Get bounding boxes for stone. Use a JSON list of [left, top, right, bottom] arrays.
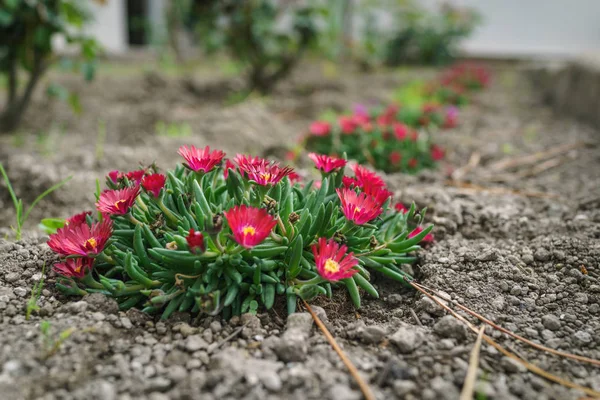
[[393, 380, 417, 396], [185, 335, 208, 352], [430, 376, 459, 400], [541, 314, 561, 331], [84, 293, 119, 314], [433, 316, 467, 340], [390, 324, 425, 353], [573, 331, 592, 345]]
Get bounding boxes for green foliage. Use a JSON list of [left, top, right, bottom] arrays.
[[26, 262, 46, 320], [384, 2, 482, 66], [0, 0, 100, 132], [39, 320, 76, 359], [0, 162, 72, 240], [155, 121, 192, 137], [185, 0, 320, 93], [54, 155, 431, 319]]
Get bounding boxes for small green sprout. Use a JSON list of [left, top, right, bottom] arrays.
[[26, 263, 46, 320], [0, 162, 72, 240]]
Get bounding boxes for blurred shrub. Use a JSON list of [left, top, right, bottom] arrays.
[[384, 2, 482, 66], [185, 0, 320, 94], [0, 0, 100, 132]]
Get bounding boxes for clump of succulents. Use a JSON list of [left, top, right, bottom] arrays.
[[301, 103, 448, 174], [47, 146, 432, 319]]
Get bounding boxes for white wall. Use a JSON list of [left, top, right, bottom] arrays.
[[85, 0, 128, 54], [438, 0, 600, 58]]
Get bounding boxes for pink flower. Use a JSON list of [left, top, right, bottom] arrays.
[[339, 116, 358, 134], [54, 257, 94, 279], [96, 186, 140, 215], [142, 173, 166, 198], [336, 188, 384, 225], [186, 229, 205, 253], [310, 121, 331, 136], [48, 219, 112, 256], [352, 164, 386, 189], [233, 154, 264, 176], [224, 205, 277, 249], [408, 158, 418, 169], [430, 145, 445, 161], [409, 226, 434, 243], [178, 145, 225, 173], [312, 237, 358, 282], [393, 123, 408, 140], [66, 211, 92, 227], [237, 157, 294, 186], [308, 153, 347, 173], [288, 171, 302, 184]]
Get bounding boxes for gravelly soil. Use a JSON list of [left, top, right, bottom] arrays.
[[1, 61, 599, 400]]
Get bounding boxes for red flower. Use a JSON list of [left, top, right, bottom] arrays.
[[142, 173, 166, 198], [408, 158, 418, 169], [409, 226, 434, 243], [310, 121, 331, 136], [342, 176, 359, 188], [223, 159, 237, 179], [107, 170, 121, 183], [352, 164, 386, 189], [48, 219, 112, 256], [351, 114, 370, 126], [288, 171, 302, 184], [308, 153, 347, 173], [239, 158, 294, 186], [54, 257, 94, 279], [224, 205, 277, 248], [393, 123, 408, 140], [186, 229, 205, 253], [339, 116, 358, 134], [410, 131, 418, 142], [389, 151, 402, 166], [125, 169, 146, 184], [312, 237, 358, 282], [178, 145, 225, 173], [430, 145, 445, 161], [336, 188, 384, 225], [394, 203, 408, 213], [96, 186, 140, 215], [66, 211, 92, 226]]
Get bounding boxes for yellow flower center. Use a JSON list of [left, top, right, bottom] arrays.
[[324, 258, 340, 274], [242, 225, 256, 236], [114, 199, 126, 210], [354, 206, 361, 214], [74, 264, 82, 273], [260, 173, 272, 182], [85, 238, 97, 251]]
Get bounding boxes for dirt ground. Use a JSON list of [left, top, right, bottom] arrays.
[[0, 60, 599, 400]]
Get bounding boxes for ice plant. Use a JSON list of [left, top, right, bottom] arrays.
[[178, 145, 225, 173], [312, 238, 358, 281], [301, 63, 489, 174], [337, 188, 384, 225], [142, 174, 166, 198], [224, 205, 277, 248], [308, 153, 347, 173], [96, 186, 140, 215], [48, 145, 433, 319], [186, 229, 205, 253], [53, 257, 94, 279], [409, 226, 434, 243], [47, 219, 112, 256]]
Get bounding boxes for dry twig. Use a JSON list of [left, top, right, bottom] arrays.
[[445, 180, 561, 199], [487, 141, 589, 172], [460, 326, 485, 400], [410, 282, 600, 398], [302, 299, 376, 400], [451, 151, 481, 181], [415, 282, 600, 367]]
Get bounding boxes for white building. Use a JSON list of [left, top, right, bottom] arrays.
[[87, 0, 600, 58]]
